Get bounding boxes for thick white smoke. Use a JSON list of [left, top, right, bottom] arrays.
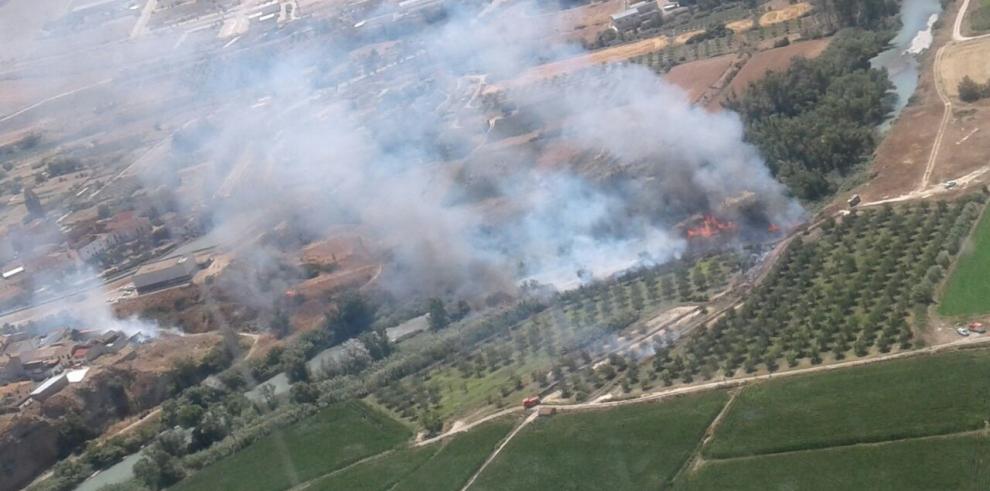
[[4, 0, 804, 308]]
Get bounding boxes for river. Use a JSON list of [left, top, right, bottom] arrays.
[[871, 0, 944, 128]]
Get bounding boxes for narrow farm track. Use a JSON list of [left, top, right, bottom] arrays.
[[460, 411, 539, 491], [671, 388, 741, 484], [289, 449, 398, 491], [420, 335, 990, 448], [699, 427, 989, 465]]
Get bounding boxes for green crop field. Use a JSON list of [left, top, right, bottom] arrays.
[[311, 448, 433, 491], [679, 433, 990, 490], [171, 402, 409, 491], [393, 418, 515, 491], [470, 391, 728, 490], [705, 349, 990, 458], [940, 205, 990, 316], [310, 417, 516, 491]]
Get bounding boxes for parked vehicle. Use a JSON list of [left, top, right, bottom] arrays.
[[968, 322, 986, 334], [956, 326, 971, 337], [523, 396, 541, 409]]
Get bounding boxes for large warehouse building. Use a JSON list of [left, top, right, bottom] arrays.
[[132, 255, 197, 294]]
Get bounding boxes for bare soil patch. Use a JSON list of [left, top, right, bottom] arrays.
[[538, 0, 626, 45], [931, 102, 990, 184], [853, 14, 951, 204], [720, 38, 831, 102], [508, 34, 672, 87], [664, 54, 737, 103]]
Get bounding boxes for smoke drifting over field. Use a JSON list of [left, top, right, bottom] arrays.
[[142, 2, 804, 299], [3, 1, 802, 306]]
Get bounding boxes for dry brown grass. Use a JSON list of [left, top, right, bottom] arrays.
[[759, 2, 812, 26], [940, 37, 990, 100]]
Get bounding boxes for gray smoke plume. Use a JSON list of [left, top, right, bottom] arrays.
[[3, 0, 804, 308]]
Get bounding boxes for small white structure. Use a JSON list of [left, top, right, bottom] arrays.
[[30, 373, 68, 401], [66, 367, 89, 383], [1, 266, 24, 280]]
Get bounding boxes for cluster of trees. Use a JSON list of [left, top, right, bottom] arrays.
[[41, 155, 82, 178], [559, 254, 738, 322], [651, 199, 984, 385], [686, 23, 733, 45], [373, 255, 744, 423], [817, 0, 899, 30], [252, 293, 384, 382], [959, 76, 990, 103], [30, 342, 240, 491], [728, 30, 896, 200], [426, 297, 471, 331]]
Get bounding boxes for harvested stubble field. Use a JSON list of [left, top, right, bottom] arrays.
[[940, 37, 990, 101]]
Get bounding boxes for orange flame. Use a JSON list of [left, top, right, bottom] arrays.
[[686, 215, 737, 239]]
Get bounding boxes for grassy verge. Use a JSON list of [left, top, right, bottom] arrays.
[[310, 417, 516, 491], [470, 391, 728, 490], [705, 349, 990, 458], [171, 401, 409, 491], [969, 0, 990, 34], [678, 433, 990, 490], [940, 204, 990, 316]]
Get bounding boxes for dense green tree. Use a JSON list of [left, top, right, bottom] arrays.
[[428, 298, 450, 331]]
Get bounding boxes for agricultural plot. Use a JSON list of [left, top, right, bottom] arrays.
[[705, 348, 990, 458], [631, 13, 826, 78], [652, 200, 983, 387], [311, 417, 516, 491], [170, 402, 409, 491], [471, 391, 728, 490], [680, 433, 990, 490], [373, 253, 743, 423], [940, 197, 990, 316]]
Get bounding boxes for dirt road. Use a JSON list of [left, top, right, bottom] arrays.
[[423, 332, 990, 451], [864, 0, 990, 207], [954, 0, 990, 41], [0, 78, 113, 124], [460, 411, 538, 491]]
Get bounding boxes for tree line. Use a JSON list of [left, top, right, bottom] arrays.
[[727, 29, 896, 201]]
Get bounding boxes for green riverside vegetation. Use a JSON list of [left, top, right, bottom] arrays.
[[170, 402, 408, 491], [729, 29, 896, 200], [939, 204, 990, 316], [471, 391, 728, 490]]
